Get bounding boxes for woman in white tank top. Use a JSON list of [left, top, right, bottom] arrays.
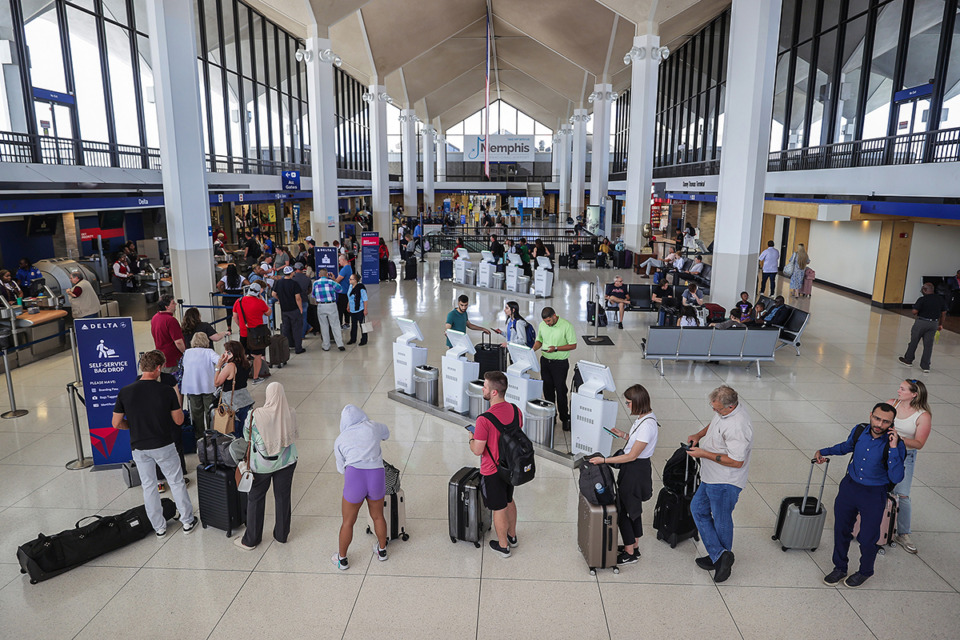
[[885, 379, 933, 554]]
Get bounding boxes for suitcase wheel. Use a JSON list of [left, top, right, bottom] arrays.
[[474, 541, 481, 548], [694, 533, 700, 542], [30, 579, 38, 584], [811, 548, 817, 552], [589, 568, 596, 576], [366, 525, 372, 535], [782, 546, 787, 552], [450, 536, 457, 544], [401, 532, 409, 541], [226, 528, 232, 538], [771, 534, 779, 541], [612, 567, 619, 574], [20, 568, 25, 574]]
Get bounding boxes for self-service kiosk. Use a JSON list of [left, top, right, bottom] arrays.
[[454, 248, 471, 284], [570, 360, 617, 457], [478, 250, 496, 288], [534, 256, 553, 297], [442, 330, 480, 414], [392, 318, 428, 395], [505, 253, 523, 292], [504, 343, 543, 411]]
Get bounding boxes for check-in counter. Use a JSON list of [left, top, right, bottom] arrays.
[[15, 309, 69, 361]]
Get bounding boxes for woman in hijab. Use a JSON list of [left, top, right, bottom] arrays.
[[332, 404, 390, 570], [234, 382, 299, 550]]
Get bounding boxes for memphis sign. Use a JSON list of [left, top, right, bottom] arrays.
[[464, 135, 535, 163]]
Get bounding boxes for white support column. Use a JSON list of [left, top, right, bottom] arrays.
[[570, 109, 588, 218], [711, 0, 781, 306], [622, 34, 661, 253], [304, 36, 340, 245], [551, 133, 560, 182], [366, 85, 391, 237], [558, 125, 572, 216], [145, 0, 213, 306], [589, 83, 614, 207], [400, 109, 418, 214], [436, 134, 447, 182], [421, 125, 435, 213]]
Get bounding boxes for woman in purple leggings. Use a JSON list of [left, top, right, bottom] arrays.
[[332, 404, 391, 570]]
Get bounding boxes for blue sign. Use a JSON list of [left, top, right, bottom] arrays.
[[74, 317, 137, 466], [894, 83, 934, 102], [315, 246, 338, 273], [33, 87, 76, 105], [361, 232, 380, 285], [282, 170, 301, 190]]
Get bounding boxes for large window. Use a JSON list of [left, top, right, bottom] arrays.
[[334, 67, 370, 178]]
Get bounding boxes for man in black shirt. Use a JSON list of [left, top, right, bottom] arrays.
[[113, 350, 196, 536], [272, 266, 304, 354], [489, 234, 505, 263], [243, 231, 261, 267], [605, 275, 630, 329], [899, 282, 947, 372], [651, 280, 676, 326]]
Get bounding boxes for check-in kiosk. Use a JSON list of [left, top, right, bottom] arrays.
[[504, 343, 543, 412], [534, 256, 554, 297], [570, 360, 617, 457], [442, 329, 480, 414], [393, 317, 428, 396], [454, 248, 471, 284], [478, 250, 496, 288], [505, 253, 523, 292]]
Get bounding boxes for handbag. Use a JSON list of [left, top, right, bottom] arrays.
[[783, 255, 796, 277], [240, 298, 270, 350], [235, 437, 253, 492], [361, 319, 374, 335], [212, 388, 235, 435]]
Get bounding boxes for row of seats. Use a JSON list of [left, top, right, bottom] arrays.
[[674, 263, 712, 291], [756, 295, 811, 355], [641, 326, 781, 377], [603, 283, 688, 313]]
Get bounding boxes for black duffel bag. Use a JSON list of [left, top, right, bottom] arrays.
[[197, 430, 237, 467], [17, 499, 176, 584]]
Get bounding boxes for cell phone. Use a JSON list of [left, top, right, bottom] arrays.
[[603, 427, 618, 438], [465, 424, 475, 434]]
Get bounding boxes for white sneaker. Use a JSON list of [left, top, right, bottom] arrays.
[[331, 553, 349, 571], [373, 542, 388, 561], [895, 533, 918, 554]]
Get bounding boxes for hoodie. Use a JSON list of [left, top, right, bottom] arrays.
[[334, 404, 390, 473]]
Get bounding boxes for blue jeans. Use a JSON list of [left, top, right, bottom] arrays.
[[894, 448, 917, 535], [233, 404, 252, 440], [690, 482, 742, 562]]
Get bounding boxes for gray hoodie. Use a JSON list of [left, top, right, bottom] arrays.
[[334, 404, 390, 473]]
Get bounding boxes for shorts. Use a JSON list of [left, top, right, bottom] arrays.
[[239, 334, 265, 356], [343, 466, 386, 504], [480, 473, 514, 511]]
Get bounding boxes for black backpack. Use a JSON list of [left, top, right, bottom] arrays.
[[661, 444, 700, 495], [578, 454, 616, 505], [482, 404, 536, 486]]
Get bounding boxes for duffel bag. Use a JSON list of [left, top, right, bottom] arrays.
[[197, 430, 237, 467]]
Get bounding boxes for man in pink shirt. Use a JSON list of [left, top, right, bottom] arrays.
[[150, 295, 185, 374]]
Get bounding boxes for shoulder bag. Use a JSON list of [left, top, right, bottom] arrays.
[[783, 254, 796, 277], [212, 388, 236, 435], [235, 435, 254, 492], [240, 298, 271, 350]]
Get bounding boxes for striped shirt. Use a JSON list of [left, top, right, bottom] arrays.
[[312, 277, 339, 303]]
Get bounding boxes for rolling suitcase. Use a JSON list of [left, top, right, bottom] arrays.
[[653, 444, 700, 548], [439, 259, 454, 280], [403, 258, 417, 280], [367, 489, 409, 542], [473, 332, 506, 376], [448, 467, 490, 548], [853, 492, 899, 551], [772, 458, 829, 551], [268, 333, 290, 368], [388, 260, 398, 280], [704, 303, 726, 324], [196, 433, 245, 537], [586, 301, 608, 327], [577, 492, 619, 575]]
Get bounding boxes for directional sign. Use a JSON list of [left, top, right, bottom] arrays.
[[282, 170, 301, 190]]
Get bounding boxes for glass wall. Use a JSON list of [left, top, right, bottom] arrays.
[[612, 90, 630, 174], [334, 67, 371, 178]]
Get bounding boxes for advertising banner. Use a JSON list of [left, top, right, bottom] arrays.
[[463, 135, 535, 163], [315, 247, 338, 274], [73, 317, 137, 465], [361, 232, 380, 285]]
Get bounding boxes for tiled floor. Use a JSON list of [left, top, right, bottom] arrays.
[[0, 257, 959, 639]]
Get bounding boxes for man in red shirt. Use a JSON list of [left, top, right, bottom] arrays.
[[468, 371, 522, 558], [232, 283, 271, 382], [150, 295, 185, 374]]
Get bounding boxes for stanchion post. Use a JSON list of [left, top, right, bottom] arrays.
[[70, 327, 81, 384], [65, 382, 93, 470], [592, 282, 600, 339], [1, 349, 29, 418]]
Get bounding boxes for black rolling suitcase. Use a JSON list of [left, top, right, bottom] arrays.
[[268, 333, 290, 368], [586, 301, 608, 327], [196, 433, 246, 537], [403, 258, 417, 280], [473, 332, 506, 376], [652, 444, 701, 548], [17, 499, 176, 584], [448, 466, 490, 548], [388, 260, 398, 280], [439, 259, 454, 280]]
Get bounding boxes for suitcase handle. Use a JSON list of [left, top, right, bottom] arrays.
[[801, 458, 830, 512], [75, 515, 103, 528]]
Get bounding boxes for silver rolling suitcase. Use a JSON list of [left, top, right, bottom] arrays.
[[772, 458, 829, 551], [448, 466, 490, 548]]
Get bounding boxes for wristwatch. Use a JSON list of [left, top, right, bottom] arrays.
[[715, 454, 722, 462]]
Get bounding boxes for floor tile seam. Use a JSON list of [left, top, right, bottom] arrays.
[[709, 578, 747, 640], [7, 466, 71, 507], [832, 589, 884, 640], [341, 553, 379, 640], [69, 564, 145, 640], [204, 568, 257, 640], [909, 550, 960, 595]]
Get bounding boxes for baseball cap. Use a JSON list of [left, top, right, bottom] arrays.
[[305, 236, 314, 242], [248, 282, 262, 294], [283, 266, 293, 275], [293, 262, 304, 270], [260, 262, 270, 270]]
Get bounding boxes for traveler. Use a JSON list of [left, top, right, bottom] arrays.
[[899, 282, 948, 373], [651, 280, 676, 326], [242, 231, 260, 267], [445, 294, 492, 347], [682, 283, 703, 307], [489, 234, 505, 262], [636, 256, 666, 278], [678, 306, 699, 327], [787, 244, 809, 298], [758, 240, 780, 295], [232, 283, 270, 383], [677, 254, 706, 282], [214, 340, 256, 439], [468, 371, 521, 558], [885, 379, 933, 554], [589, 384, 657, 565], [532, 307, 577, 431], [151, 295, 185, 375], [533, 239, 551, 261], [273, 245, 291, 270], [312, 268, 345, 351], [179, 332, 219, 436], [0, 270, 21, 304], [66, 270, 100, 319], [760, 295, 790, 327], [181, 307, 228, 349], [733, 291, 753, 323], [272, 266, 305, 354], [493, 300, 532, 347], [234, 382, 299, 551], [332, 404, 391, 570], [345, 273, 368, 346], [112, 350, 197, 536], [16, 258, 42, 290], [216, 264, 248, 332], [686, 385, 754, 583], [815, 402, 905, 588], [291, 262, 313, 342], [336, 254, 352, 329], [605, 275, 630, 329]]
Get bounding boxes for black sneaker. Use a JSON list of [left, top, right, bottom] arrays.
[[844, 572, 869, 588], [618, 322, 623, 329], [338, 346, 345, 351], [507, 534, 518, 548], [822, 569, 846, 586], [489, 540, 511, 558], [695, 555, 715, 570], [898, 356, 913, 368], [617, 550, 639, 565], [713, 550, 735, 583], [562, 419, 571, 432], [182, 517, 198, 534]]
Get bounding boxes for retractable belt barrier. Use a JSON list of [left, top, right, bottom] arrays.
[[2, 327, 74, 419]]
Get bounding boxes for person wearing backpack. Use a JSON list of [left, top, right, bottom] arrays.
[[468, 371, 527, 559], [814, 402, 906, 588], [588, 384, 658, 565], [494, 301, 535, 348]]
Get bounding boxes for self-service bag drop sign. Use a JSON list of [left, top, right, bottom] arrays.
[[74, 318, 138, 465]]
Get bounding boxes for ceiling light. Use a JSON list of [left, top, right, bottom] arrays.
[[318, 49, 341, 67], [294, 48, 312, 63]]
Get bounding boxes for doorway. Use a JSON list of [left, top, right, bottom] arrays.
[[33, 98, 76, 164]]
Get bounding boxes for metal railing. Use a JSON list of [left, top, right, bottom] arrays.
[[207, 153, 311, 176], [0, 131, 162, 170], [652, 158, 722, 179]]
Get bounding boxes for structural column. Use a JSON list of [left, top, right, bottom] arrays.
[[589, 84, 613, 208], [436, 136, 447, 182], [551, 132, 560, 182], [622, 34, 660, 253], [400, 109, 418, 214], [144, 0, 213, 305], [711, 0, 781, 306], [366, 85, 391, 237], [570, 109, 588, 218], [303, 34, 340, 245], [558, 125, 572, 217], [422, 125, 435, 213]]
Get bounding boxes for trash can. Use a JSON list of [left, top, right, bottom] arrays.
[[467, 379, 489, 419], [491, 273, 505, 290], [517, 275, 531, 293], [465, 268, 477, 286], [525, 399, 556, 448], [413, 365, 439, 406]]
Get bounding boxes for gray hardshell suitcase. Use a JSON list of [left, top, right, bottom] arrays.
[[577, 492, 620, 574], [772, 458, 829, 551], [448, 467, 490, 548]]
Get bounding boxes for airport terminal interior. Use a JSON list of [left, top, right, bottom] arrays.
[[1, 0, 960, 638]]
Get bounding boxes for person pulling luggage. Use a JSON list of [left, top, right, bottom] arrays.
[[588, 384, 658, 565], [815, 402, 905, 588]]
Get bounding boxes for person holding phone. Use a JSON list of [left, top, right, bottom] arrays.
[[589, 384, 658, 565], [815, 402, 906, 588], [886, 379, 933, 554]]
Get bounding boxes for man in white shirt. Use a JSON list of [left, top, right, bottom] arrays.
[[758, 241, 780, 295], [686, 385, 754, 583]]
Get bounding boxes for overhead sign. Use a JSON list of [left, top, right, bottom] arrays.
[[315, 246, 338, 273], [282, 170, 300, 190], [464, 135, 535, 163], [361, 232, 380, 285], [79, 227, 125, 241], [74, 317, 138, 466]]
